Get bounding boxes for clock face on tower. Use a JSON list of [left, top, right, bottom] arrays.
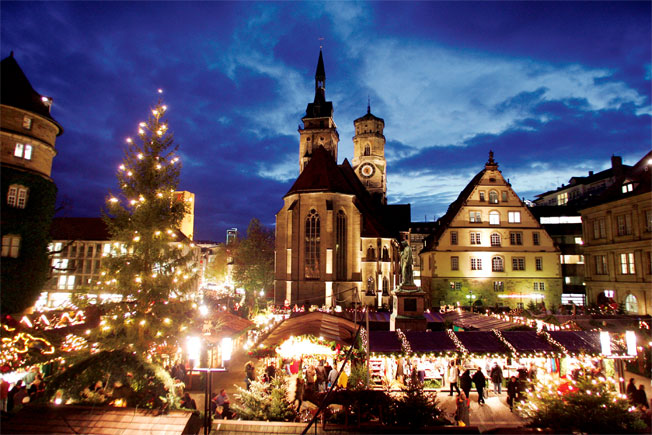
[[360, 163, 375, 178]]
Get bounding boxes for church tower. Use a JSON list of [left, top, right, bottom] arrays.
[[352, 103, 386, 204], [298, 50, 339, 172]]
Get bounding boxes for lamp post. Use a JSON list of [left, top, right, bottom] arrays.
[[187, 336, 232, 435]]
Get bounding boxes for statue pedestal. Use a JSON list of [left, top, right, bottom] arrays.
[[390, 285, 427, 331]]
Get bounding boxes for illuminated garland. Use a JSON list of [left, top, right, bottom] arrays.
[[492, 329, 517, 354], [360, 326, 369, 355], [60, 334, 88, 353], [396, 329, 412, 355], [447, 329, 468, 354], [539, 330, 569, 355]]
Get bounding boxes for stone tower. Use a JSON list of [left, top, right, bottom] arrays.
[[1, 52, 63, 313], [352, 103, 386, 204], [298, 50, 339, 172]]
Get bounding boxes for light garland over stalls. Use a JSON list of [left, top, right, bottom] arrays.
[[396, 329, 412, 355], [447, 329, 469, 354]]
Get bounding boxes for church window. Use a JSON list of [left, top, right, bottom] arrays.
[[382, 277, 389, 295], [306, 137, 310, 141], [304, 209, 320, 279], [382, 246, 389, 261], [489, 211, 500, 225], [366, 246, 376, 261], [366, 276, 375, 295], [364, 145, 371, 156], [489, 191, 499, 204], [490, 233, 501, 247], [336, 211, 346, 280]]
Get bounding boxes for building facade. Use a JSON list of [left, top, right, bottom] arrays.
[[1, 53, 63, 313], [420, 153, 563, 309], [580, 151, 652, 315], [275, 51, 406, 308]]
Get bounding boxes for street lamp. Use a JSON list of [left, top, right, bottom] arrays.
[[186, 337, 231, 435]]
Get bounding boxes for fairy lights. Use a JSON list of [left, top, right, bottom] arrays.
[[447, 329, 469, 353]]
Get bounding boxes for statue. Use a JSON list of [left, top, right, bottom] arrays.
[[399, 240, 416, 290]]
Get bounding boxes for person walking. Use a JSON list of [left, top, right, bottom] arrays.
[[315, 361, 326, 392], [454, 391, 470, 426], [472, 367, 486, 405], [294, 377, 305, 411], [507, 376, 519, 412], [449, 363, 460, 396], [460, 369, 472, 400], [626, 378, 637, 402], [245, 361, 256, 390], [490, 362, 503, 395], [633, 384, 648, 408]]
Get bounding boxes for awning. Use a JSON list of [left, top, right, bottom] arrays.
[[454, 331, 506, 354], [262, 311, 359, 348], [500, 331, 556, 353], [369, 331, 402, 353], [404, 331, 457, 353]]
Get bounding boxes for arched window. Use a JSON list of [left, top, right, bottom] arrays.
[[625, 294, 638, 313], [489, 211, 500, 225], [492, 256, 504, 272], [382, 277, 389, 295], [7, 185, 28, 209], [366, 276, 375, 295], [382, 246, 389, 261], [305, 209, 320, 279], [490, 233, 501, 247], [489, 191, 499, 204], [336, 211, 346, 280], [364, 145, 371, 156], [367, 246, 376, 261]]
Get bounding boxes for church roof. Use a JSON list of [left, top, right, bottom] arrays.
[[285, 146, 400, 238], [1, 53, 63, 134], [315, 50, 325, 80], [354, 105, 384, 124]]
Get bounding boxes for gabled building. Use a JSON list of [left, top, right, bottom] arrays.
[[580, 151, 652, 315], [1, 52, 63, 313], [275, 50, 408, 309], [420, 153, 562, 309]]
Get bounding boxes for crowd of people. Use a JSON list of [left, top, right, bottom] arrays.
[[0, 367, 46, 413]]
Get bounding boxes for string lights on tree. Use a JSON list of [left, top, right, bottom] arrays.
[[99, 92, 199, 357]]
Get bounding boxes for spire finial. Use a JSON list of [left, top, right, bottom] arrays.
[[487, 150, 496, 166], [318, 36, 324, 50], [367, 95, 371, 114]]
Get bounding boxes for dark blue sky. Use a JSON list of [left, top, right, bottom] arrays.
[[2, 1, 650, 241]]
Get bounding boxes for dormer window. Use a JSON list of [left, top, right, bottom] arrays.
[[622, 183, 634, 194], [22, 116, 32, 130]]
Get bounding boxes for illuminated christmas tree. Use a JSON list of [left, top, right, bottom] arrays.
[[98, 95, 199, 357], [519, 368, 646, 433]]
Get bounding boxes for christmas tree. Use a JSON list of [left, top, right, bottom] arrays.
[[519, 367, 647, 433], [98, 95, 199, 357], [232, 375, 297, 421]]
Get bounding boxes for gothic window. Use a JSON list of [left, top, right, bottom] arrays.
[[364, 145, 370, 156], [366, 246, 376, 261], [336, 211, 346, 280], [366, 276, 375, 295], [305, 209, 320, 279], [382, 246, 389, 261], [491, 233, 501, 247], [382, 277, 389, 295]]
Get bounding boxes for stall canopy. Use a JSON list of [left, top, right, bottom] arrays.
[[369, 330, 627, 356], [262, 311, 359, 348], [442, 310, 515, 331], [335, 311, 444, 330]]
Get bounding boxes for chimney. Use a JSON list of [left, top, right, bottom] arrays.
[[612, 155, 623, 178]]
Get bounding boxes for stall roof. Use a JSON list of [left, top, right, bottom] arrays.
[[442, 310, 515, 331], [548, 330, 626, 355], [369, 331, 402, 353], [335, 310, 444, 325], [454, 331, 507, 354], [404, 331, 457, 353], [262, 311, 359, 348], [500, 331, 555, 353]]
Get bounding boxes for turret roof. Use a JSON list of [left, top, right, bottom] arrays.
[[1, 53, 63, 134]]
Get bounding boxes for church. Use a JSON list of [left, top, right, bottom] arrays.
[[274, 51, 410, 308]]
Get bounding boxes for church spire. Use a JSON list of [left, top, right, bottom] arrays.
[[315, 50, 326, 102]]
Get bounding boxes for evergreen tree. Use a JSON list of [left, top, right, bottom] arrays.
[[232, 374, 296, 421], [520, 370, 646, 433], [98, 98, 199, 356], [232, 218, 274, 313]]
